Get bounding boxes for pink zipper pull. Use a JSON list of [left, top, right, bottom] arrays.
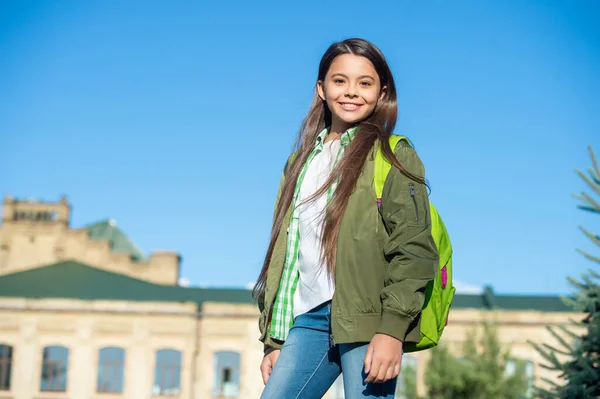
[[441, 266, 448, 289]]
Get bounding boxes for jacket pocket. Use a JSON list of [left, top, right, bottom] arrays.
[[407, 182, 428, 227], [409, 183, 419, 222]]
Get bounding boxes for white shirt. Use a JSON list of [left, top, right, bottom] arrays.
[[293, 139, 341, 319]]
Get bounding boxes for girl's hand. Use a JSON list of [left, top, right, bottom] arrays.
[[363, 334, 403, 383], [260, 349, 281, 385]]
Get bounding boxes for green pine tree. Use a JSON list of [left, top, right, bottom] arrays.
[[426, 343, 477, 399], [425, 320, 529, 399], [530, 145, 600, 398]]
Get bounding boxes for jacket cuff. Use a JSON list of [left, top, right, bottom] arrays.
[[377, 309, 421, 343], [262, 336, 284, 354], [264, 347, 277, 357]]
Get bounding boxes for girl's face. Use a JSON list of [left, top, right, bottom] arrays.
[[317, 54, 386, 132]]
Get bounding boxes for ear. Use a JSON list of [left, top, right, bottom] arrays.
[[317, 80, 326, 102], [379, 85, 387, 103]]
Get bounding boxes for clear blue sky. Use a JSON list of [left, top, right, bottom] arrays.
[[1, 1, 598, 295]]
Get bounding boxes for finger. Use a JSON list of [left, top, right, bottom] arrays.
[[393, 362, 401, 378], [260, 359, 271, 385], [365, 358, 382, 383], [271, 350, 280, 367], [263, 350, 281, 385], [376, 361, 389, 383], [384, 363, 396, 382], [364, 344, 374, 374]]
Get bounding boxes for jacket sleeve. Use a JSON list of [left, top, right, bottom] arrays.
[[271, 152, 294, 221], [377, 142, 439, 343], [258, 160, 289, 352], [257, 171, 285, 318]]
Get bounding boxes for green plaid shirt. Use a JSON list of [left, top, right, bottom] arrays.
[[270, 126, 357, 341]]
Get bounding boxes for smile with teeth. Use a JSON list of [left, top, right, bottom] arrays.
[[339, 102, 362, 111]]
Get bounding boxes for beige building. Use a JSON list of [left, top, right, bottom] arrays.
[[0, 196, 576, 399]]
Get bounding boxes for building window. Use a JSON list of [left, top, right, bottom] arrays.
[[40, 346, 69, 392], [13, 210, 57, 221], [505, 358, 535, 378], [396, 355, 418, 399], [505, 358, 535, 397], [152, 349, 181, 396], [524, 360, 535, 396], [0, 345, 12, 391], [97, 347, 125, 393], [213, 351, 241, 398]]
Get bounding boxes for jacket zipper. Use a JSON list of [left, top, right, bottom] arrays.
[[328, 302, 335, 347], [409, 183, 418, 221]]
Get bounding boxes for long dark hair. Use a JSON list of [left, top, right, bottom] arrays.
[[253, 38, 425, 301]]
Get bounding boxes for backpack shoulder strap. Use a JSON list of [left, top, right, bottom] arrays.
[[374, 135, 409, 200]]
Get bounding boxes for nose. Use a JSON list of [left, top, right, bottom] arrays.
[[345, 83, 358, 98]]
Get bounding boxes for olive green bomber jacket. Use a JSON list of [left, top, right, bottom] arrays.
[[258, 139, 439, 352]]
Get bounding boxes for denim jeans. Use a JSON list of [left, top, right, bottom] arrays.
[[261, 301, 397, 399]]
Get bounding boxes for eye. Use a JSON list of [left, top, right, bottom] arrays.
[[333, 78, 345, 84], [360, 81, 372, 87]]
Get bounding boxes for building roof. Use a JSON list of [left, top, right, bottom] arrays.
[[0, 261, 574, 312], [451, 292, 572, 313], [85, 219, 148, 262], [0, 261, 253, 306]]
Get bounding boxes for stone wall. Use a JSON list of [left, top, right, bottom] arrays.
[[0, 298, 581, 399], [0, 196, 180, 285]]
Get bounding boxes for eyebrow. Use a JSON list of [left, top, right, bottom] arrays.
[[331, 73, 375, 80]]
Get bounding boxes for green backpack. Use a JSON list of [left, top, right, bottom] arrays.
[[374, 135, 455, 353]]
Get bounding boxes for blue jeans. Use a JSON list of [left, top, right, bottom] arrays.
[[261, 301, 397, 399]]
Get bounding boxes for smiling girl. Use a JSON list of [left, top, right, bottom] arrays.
[[254, 38, 438, 399]]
